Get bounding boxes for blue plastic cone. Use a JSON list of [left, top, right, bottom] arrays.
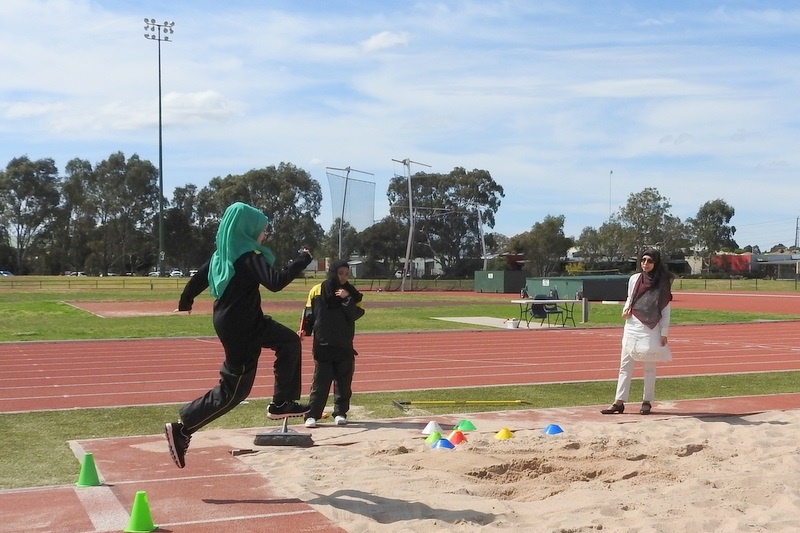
[[431, 438, 455, 449], [542, 424, 564, 435]]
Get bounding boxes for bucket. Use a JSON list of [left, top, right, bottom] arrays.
[[504, 318, 519, 329]]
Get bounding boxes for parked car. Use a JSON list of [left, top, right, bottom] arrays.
[[394, 270, 411, 278], [0, 270, 13, 276], [147, 271, 161, 277], [188, 269, 198, 277], [169, 269, 184, 278]]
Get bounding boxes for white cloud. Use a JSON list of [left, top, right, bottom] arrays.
[[360, 31, 410, 53], [0, 0, 798, 250]]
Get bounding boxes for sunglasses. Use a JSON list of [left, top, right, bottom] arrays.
[[641, 257, 655, 264]]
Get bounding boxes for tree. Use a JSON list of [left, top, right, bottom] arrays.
[[0, 156, 61, 273], [686, 199, 737, 272], [508, 215, 573, 276], [387, 167, 504, 275], [70, 152, 159, 275], [616, 187, 688, 259], [358, 216, 407, 276], [321, 219, 359, 262], [203, 162, 324, 264]]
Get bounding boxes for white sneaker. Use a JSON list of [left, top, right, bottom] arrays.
[[334, 415, 347, 426], [304, 417, 317, 428]]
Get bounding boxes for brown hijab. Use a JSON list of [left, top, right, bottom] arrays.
[[630, 249, 673, 329]]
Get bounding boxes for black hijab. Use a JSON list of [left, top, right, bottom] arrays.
[[322, 259, 354, 308]]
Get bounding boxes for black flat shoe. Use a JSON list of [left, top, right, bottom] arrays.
[[640, 402, 652, 415], [600, 403, 624, 414]]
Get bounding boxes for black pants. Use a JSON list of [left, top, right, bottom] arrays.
[[180, 316, 302, 433], [307, 344, 355, 420]]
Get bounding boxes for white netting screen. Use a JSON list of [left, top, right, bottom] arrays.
[[326, 170, 376, 232]]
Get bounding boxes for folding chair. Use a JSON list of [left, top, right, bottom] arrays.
[[533, 294, 564, 327]]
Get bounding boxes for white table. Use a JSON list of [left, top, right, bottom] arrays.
[[511, 298, 581, 327]]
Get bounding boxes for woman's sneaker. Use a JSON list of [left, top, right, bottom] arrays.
[[267, 401, 311, 419], [165, 422, 191, 468], [304, 417, 317, 428], [334, 415, 347, 426]]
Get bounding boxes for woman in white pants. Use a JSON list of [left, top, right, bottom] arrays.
[[601, 248, 673, 416]]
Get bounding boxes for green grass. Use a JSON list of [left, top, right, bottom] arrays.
[[1, 282, 799, 489], [0, 289, 796, 342]]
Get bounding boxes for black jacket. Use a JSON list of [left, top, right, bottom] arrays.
[[179, 251, 312, 344], [301, 281, 364, 349]]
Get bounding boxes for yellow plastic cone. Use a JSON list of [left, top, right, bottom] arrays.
[[75, 453, 101, 487], [124, 491, 157, 533], [494, 427, 514, 440]]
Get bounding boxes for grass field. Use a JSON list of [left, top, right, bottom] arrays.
[[1, 278, 799, 488]]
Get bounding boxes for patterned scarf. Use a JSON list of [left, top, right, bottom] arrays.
[[630, 249, 672, 329]]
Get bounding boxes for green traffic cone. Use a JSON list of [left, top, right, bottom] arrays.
[[124, 491, 157, 533], [75, 453, 101, 487]]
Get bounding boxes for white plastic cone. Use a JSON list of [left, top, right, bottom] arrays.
[[422, 421, 443, 435]]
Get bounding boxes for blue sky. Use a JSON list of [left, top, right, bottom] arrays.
[[2, 0, 799, 250]]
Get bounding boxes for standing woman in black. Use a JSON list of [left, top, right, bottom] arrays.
[[165, 201, 312, 468]]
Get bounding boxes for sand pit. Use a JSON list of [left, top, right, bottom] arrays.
[[237, 408, 800, 532]]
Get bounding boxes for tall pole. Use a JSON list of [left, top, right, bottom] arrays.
[[476, 207, 487, 271], [609, 169, 613, 220], [144, 19, 175, 276], [326, 166, 374, 259], [392, 158, 430, 291]]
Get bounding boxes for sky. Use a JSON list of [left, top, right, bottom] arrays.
[[2, 0, 799, 251]]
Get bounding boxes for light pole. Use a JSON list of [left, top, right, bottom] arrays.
[[143, 18, 175, 276]]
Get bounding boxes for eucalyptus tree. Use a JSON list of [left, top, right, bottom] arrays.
[[322, 219, 359, 262], [508, 214, 573, 276], [357, 216, 407, 276], [387, 167, 504, 275], [71, 152, 159, 274], [686, 199, 737, 272], [0, 156, 61, 273], [202, 162, 324, 264], [166, 184, 215, 271], [616, 187, 688, 259]]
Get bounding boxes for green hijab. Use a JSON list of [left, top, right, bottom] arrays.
[[208, 202, 276, 298]]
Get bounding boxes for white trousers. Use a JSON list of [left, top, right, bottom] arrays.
[[613, 350, 657, 403]]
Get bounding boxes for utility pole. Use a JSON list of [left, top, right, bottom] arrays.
[[391, 158, 431, 291], [794, 216, 799, 249], [325, 166, 374, 259]]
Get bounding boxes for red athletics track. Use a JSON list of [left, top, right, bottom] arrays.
[[2, 320, 800, 413], [2, 290, 800, 413]]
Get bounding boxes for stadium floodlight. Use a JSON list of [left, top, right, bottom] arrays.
[[142, 19, 175, 277]]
